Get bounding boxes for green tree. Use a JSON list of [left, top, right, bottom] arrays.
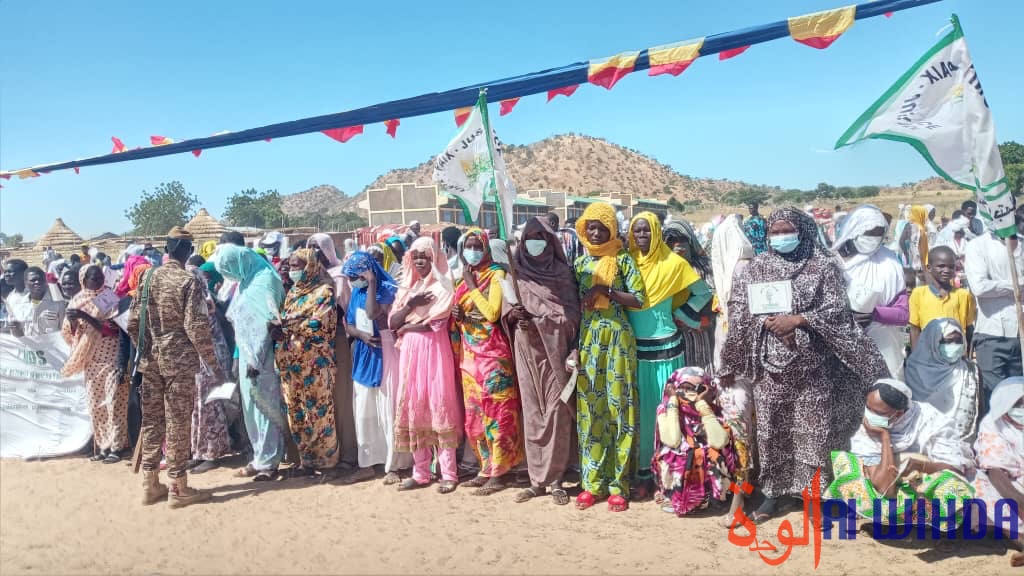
[[999, 141, 1024, 194], [0, 232, 24, 247], [667, 196, 685, 212], [290, 211, 367, 232], [124, 181, 198, 236], [223, 188, 285, 228], [722, 188, 771, 206]]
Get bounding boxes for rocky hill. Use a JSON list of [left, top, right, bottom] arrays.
[[361, 133, 761, 201], [280, 184, 358, 216], [280, 134, 962, 215]]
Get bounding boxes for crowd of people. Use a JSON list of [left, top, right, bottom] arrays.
[[1, 198, 1022, 563]]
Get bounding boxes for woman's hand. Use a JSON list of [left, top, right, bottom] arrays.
[[360, 267, 376, 283], [407, 292, 435, 308], [510, 304, 532, 327], [861, 415, 891, 440], [451, 303, 465, 323], [359, 333, 381, 347], [461, 266, 476, 291], [565, 350, 579, 374], [246, 365, 260, 379], [267, 321, 286, 342], [582, 285, 609, 309]]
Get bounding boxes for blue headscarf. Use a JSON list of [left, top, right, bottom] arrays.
[[342, 251, 396, 388], [341, 251, 397, 306]]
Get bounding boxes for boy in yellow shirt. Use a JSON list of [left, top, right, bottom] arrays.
[[909, 246, 976, 350]]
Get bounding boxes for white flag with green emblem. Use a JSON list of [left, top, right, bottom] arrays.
[[432, 91, 517, 239], [836, 15, 1015, 238]]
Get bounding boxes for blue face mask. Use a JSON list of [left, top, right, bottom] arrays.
[[770, 233, 800, 254], [463, 249, 484, 267]]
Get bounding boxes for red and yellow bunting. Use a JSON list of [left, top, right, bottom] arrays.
[[648, 38, 704, 77], [111, 136, 127, 153], [719, 45, 750, 61], [322, 125, 364, 143], [547, 84, 579, 101], [588, 51, 640, 90], [384, 119, 400, 138], [499, 97, 520, 116], [788, 5, 856, 49], [454, 107, 472, 127], [150, 135, 174, 146]]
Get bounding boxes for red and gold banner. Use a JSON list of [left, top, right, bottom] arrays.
[[385, 119, 400, 138], [719, 45, 750, 60], [788, 5, 856, 49], [648, 39, 704, 77], [150, 135, 174, 146], [499, 98, 520, 116], [588, 51, 640, 90], [547, 85, 579, 101], [454, 107, 472, 127]]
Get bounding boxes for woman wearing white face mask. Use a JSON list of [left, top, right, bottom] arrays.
[[832, 205, 909, 379], [828, 378, 974, 531], [502, 217, 580, 505], [971, 377, 1024, 566], [904, 318, 979, 441]]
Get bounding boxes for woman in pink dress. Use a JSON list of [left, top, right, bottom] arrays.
[[389, 237, 463, 494]]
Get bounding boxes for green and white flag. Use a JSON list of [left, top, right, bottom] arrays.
[[432, 91, 517, 239], [836, 15, 1015, 238]]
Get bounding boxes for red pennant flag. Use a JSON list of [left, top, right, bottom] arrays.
[[384, 119, 400, 138], [719, 45, 750, 60], [321, 125, 364, 143], [192, 149, 202, 158], [454, 107, 472, 127], [884, 11, 893, 18], [73, 167, 80, 174], [265, 138, 272, 143], [547, 85, 579, 101], [150, 135, 174, 146], [499, 98, 520, 116], [111, 136, 127, 154]]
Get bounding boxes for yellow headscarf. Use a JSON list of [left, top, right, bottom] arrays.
[[908, 205, 930, 266], [376, 242, 397, 273], [576, 203, 624, 310], [628, 211, 700, 310], [198, 240, 217, 260]]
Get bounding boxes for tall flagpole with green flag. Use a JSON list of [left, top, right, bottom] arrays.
[[835, 14, 1023, 366]]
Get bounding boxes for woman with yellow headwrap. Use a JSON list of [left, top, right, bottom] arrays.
[[570, 202, 647, 512], [626, 211, 704, 496], [907, 205, 931, 270]]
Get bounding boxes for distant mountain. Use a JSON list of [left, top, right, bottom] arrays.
[[280, 184, 359, 216], [361, 133, 763, 201], [278, 134, 962, 215]]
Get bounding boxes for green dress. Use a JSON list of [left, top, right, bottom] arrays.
[[627, 298, 685, 477], [575, 251, 646, 498]]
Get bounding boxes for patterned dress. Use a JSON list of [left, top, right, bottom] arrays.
[[190, 290, 235, 461], [453, 266, 523, 478], [276, 282, 340, 470], [574, 251, 646, 498]]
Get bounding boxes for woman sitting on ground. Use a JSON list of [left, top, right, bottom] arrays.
[[653, 367, 739, 517], [904, 318, 980, 441], [971, 377, 1024, 567], [827, 379, 974, 531]]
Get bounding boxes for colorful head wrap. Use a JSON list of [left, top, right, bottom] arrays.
[[575, 202, 623, 310]]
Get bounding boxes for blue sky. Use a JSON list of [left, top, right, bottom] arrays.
[[1, 0, 1021, 240]]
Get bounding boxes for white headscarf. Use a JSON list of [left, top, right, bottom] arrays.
[[833, 205, 906, 376], [710, 214, 753, 318], [851, 378, 971, 470]]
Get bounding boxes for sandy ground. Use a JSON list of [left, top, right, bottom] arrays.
[[1, 455, 1018, 575]]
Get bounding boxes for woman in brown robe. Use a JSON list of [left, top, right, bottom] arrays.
[[503, 217, 581, 505]]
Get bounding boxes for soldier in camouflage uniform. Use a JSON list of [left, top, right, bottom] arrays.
[[128, 227, 221, 508]]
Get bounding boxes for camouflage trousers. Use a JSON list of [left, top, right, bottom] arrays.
[[140, 370, 196, 479]]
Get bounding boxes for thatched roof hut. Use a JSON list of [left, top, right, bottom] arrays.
[[35, 218, 84, 249], [184, 208, 227, 241]]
